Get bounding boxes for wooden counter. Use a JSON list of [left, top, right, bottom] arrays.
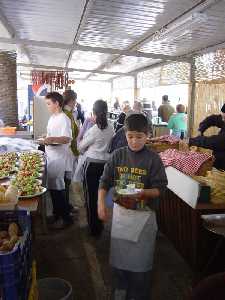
[[158, 167, 225, 273]]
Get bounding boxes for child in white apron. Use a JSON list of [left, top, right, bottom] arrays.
[[98, 113, 168, 300], [44, 92, 73, 229]]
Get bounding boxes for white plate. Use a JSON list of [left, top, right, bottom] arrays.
[[117, 188, 142, 196], [18, 187, 47, 199], [0, 175, 10, 180]]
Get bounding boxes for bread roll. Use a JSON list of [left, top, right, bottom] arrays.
[[5, 185, 18, 202], [8, 223, 19, 237]]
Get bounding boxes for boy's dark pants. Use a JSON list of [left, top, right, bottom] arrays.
[[112, 268, 152, 300]]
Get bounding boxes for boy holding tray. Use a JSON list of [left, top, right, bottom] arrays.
[[98, 113, 168, 300]]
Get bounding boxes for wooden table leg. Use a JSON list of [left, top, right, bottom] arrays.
[[40, 192, 48, 234]]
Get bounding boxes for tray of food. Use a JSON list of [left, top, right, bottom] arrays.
[[0, 152, 18, 180], [116, 188, 142, 197], [115, 184, 142, 197], [11, 176, 46, 198]]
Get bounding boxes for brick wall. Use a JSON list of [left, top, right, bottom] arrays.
[[0, 52, 17, 126]]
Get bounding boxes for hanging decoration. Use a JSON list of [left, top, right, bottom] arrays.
[[31, 70, 75, 90]]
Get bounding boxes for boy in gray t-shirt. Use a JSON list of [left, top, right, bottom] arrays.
[[98, 114, 167, 300]]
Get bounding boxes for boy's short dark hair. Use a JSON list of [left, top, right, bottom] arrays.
[[46, 92, 64, 107], [124, 113, 148, 134]]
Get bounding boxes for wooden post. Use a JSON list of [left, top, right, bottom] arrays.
[[188, 58, 196, 137], [134, 74, 140, 100]]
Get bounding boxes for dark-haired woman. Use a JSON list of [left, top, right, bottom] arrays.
[[44, 92, 74, 229], [78, 100, 114, 236]]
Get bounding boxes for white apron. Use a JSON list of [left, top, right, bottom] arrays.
[[45, 112, 72, 190], [110, 203, 158, 272], [46, 145, 71, 190]]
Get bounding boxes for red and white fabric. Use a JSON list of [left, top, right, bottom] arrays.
[[159, 149, 212, 175]]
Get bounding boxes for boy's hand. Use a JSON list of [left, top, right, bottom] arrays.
[[98, 201, 109, 222], [136, 188, 160, 200], [135, 189, 146, 201]]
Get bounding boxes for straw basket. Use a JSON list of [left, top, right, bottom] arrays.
[[146, 142, 179, 153], [195, 158, 214, 176]]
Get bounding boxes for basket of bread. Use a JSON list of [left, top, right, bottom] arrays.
[[0, 185, 18, 210]]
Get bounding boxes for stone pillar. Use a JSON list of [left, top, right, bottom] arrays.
[[0, 52, 17, 126]]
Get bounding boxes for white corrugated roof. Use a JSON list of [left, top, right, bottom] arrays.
[[0, 0, 224, 81]]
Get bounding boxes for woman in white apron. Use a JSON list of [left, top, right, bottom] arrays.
[[44, 92, 73, 229]]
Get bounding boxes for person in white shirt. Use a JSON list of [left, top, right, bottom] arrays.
[[78, 99, 114, 236], [43, 92, 73, 229]]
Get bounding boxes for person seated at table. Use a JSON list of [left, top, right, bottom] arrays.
[[167, 104, 187, 139]]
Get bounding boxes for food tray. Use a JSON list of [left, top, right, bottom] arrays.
[[18, 187, 47, 199]]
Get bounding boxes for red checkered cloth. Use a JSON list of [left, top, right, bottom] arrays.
[[159, 149, 212, 175], [154, 135, 180, 145]]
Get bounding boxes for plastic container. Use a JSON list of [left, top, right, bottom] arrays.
[[0, 127, 16, 135], [38, 278, 73, 300], [0, 210, 32, 300]]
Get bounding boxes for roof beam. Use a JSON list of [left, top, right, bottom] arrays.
[[191, 39, 225, 57], [0, 8, 15, 37], [16, 63, 125, 76], [76, 45, 185, 61], [65, 0, 94, 68], [0, 37, 185, 61]]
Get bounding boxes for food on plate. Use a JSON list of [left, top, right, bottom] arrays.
[[0, 152, 18, 178], [11, 175, 43, 196]]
